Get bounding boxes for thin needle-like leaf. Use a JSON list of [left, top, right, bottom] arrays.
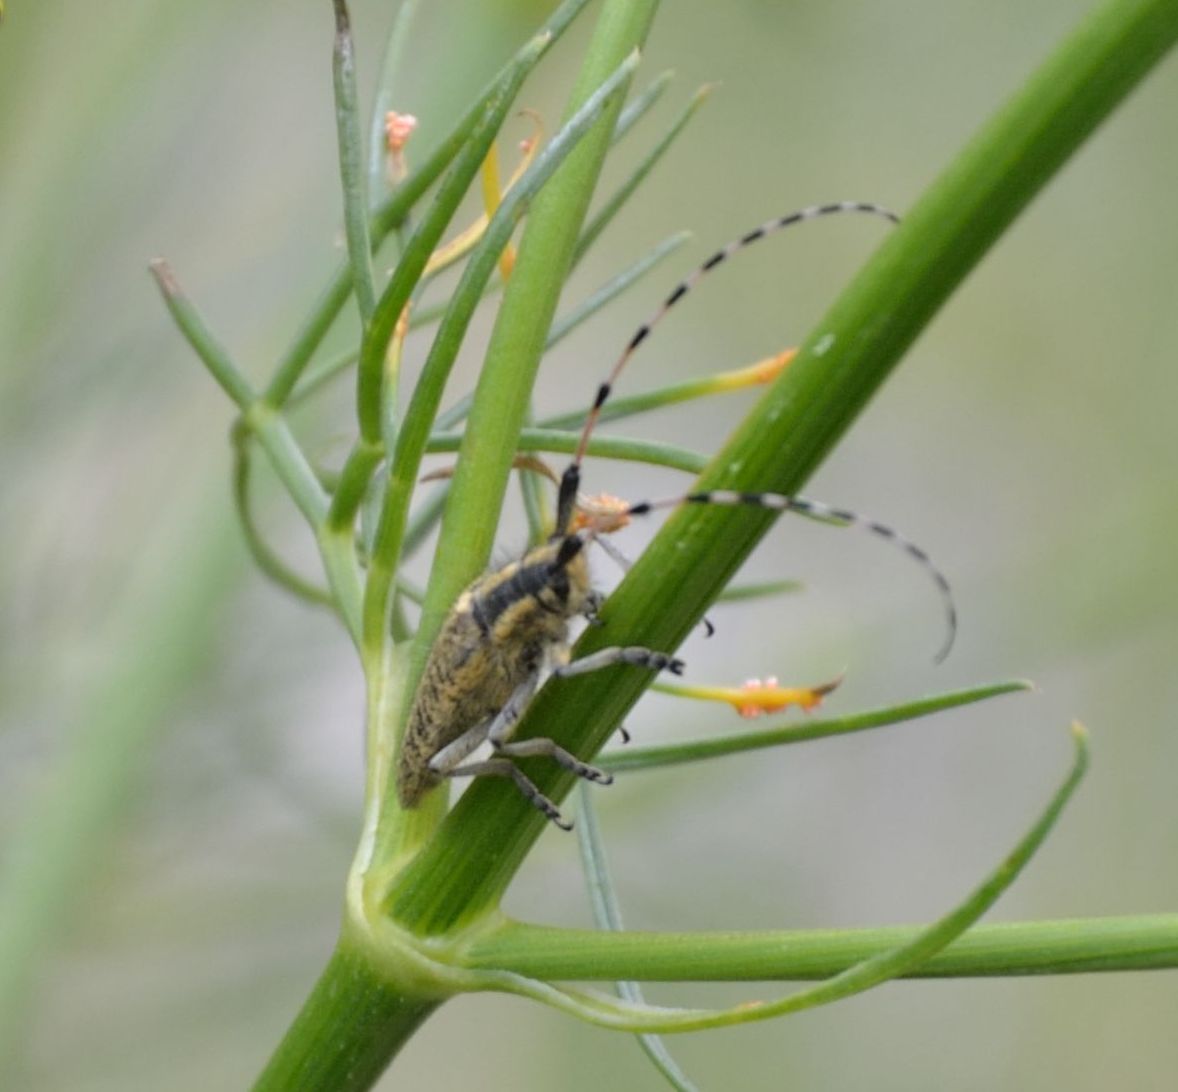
[[574, 84, 714, 267], [323, 34, 552, 560], [547, 230, 692, 349], [601, 680, 1031, 773], [149, 260, 255, 410], [424, 428, 706, 474], [231, 434, 335, 609], [576, 785, 701, 1092], [613, 70, 675, 142], [332, 0, 377, 323], [367, 0, 422, 204], [464, 726, 1089, 1031], [715, 579, 803, 603], [263, 0, 595, 407]]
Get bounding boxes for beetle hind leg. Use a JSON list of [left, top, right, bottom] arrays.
[[494, 736, 612, 785], [445, 757, 572, 830]]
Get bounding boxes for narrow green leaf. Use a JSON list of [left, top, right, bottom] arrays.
[[150, 262, 336, 536], [149, 259, 255, 409], [540, 362, 768, 430], [424, 427, 706, 474], [366, 0, 422, 205], [574, 84, 714, 266], [354, 36, 549, 447], [463, 725, 1089, 1031], [715, 579, 802, 603], [547, 230, 692, 349], [288, 346, 358, 406], [231, 432, 335, 608], [264, 0, 595, 407], [602, 680, 1031, 773], [332, 0, 377, 323], [405, 276, 505, 332], [613, 70, 675, 142], [576, 786, 701, 1092]]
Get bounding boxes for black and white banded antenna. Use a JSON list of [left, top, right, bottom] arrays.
[[552, 200, 957, 663]]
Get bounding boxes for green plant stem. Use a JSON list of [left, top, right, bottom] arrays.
[[466, 914, 1178, 981], [251, 939, 438, 1092], [361, 50, 645, 658], [394, 2, 659, 671], [386, 0, 1178, 935], [239, 398, 366, 635]]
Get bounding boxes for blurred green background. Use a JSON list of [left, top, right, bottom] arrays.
[[2, 1, 1177, 1089]]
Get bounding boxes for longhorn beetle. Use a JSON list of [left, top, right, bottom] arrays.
[[395, 201, 956, 829]]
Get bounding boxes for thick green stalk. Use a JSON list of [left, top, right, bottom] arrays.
[[387, 0, 1178, 933], [402, 0, 660, 669], [251, 939, 437, 1092]]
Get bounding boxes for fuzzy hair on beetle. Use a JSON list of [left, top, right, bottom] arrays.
[[395, 201, 958, 830]]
